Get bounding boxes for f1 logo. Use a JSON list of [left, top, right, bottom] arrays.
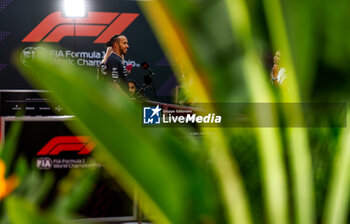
[[37, 136, 96, 156], [22, 11, 139, 43]]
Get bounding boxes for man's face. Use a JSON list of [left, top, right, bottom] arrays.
[[117, 36, 129, 56], [128, 82, 136, 95]]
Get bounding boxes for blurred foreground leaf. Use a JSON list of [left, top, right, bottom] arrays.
[[5, 196, 71, 224], [0, 118, 22, 176], [323, 113, 350, 224], [52, 167, 99, 217], [14, 46, 219, 224], [139, 1, 254, 224]]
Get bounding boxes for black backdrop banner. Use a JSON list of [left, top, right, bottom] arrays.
[[0, 0, 177, 102]]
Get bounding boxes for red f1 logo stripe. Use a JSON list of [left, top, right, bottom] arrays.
[[22, 11, 139, 43], [44, 25, 106, 42], [93, 13, 139, 43], [37, 136, 96, 155]]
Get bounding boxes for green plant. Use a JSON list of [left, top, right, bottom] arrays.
[[5, 0, 350, 223]]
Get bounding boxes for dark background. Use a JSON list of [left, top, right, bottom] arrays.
[[0, 0, 177, 102], [3, 118, 134, 219]]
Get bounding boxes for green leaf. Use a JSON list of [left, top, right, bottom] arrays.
[[52, 167, 98, 216], [14, 46, 218, 224], [5, 196, 69, 224], [323, 116, 350, 224], [0, 119, 22, 176]]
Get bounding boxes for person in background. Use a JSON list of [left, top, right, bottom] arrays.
[[128, 80, 137, 97], [271, 51, 286, 86], [102, 46, 113, 64], [97, 46, 113, 80]]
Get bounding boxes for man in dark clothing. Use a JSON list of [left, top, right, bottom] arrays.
[[105, 35, 129, 88]]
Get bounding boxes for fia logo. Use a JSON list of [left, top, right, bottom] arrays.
[[20, 47, 46, 66], [36, 157, 53, 170], [143, 105, 162, 124]]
